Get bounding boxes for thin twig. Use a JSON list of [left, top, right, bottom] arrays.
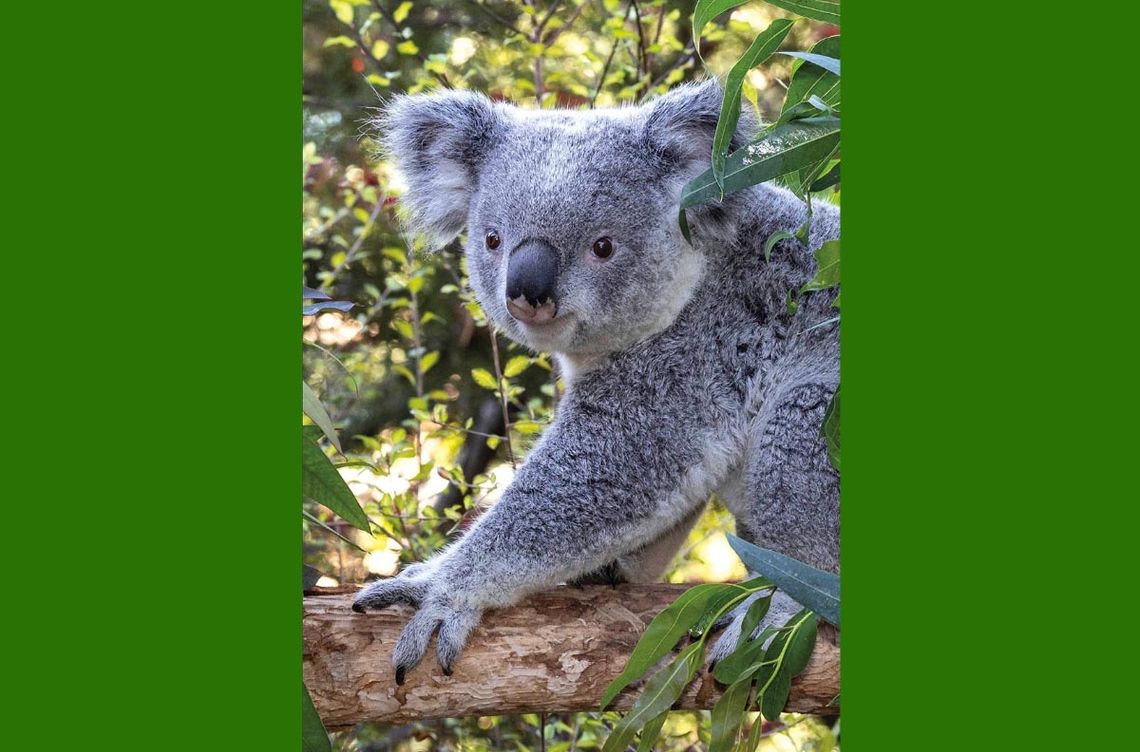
[[468, 0, 525, 36], [488, 328, 518, 469]]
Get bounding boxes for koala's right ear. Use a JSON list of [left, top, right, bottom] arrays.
[[373, 90, 502, 245]]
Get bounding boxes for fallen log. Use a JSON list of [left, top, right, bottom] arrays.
[[304, 584, 839, 729]]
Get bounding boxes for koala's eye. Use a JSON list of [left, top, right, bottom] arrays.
[[485, 230, 502, 250], [591, 237, 614, 259]]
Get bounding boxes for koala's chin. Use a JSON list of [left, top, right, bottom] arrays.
[[504, 310, 580, 357]]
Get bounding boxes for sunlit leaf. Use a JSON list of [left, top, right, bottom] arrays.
[[471, 368, 499, 390], [371, 39, 390, 59], [503, 355, 531, 378], [777, 51, 840, 76], [393, 1, 413, 24], [302, 434, 370, 533], [692, 1, 753, 54], [782, 36, 840, 115], [764, 0, 840, 25], [302, 381, 343, 454], [419, 351, 440, 375], [637, 712, 668, 752], [397, 40, 419, 56]]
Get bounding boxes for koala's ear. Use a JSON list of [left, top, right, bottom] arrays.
[[373, 90, 503, 245], [642, 79, 755, 172]]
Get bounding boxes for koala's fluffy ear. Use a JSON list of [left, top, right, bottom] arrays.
[[374, 90, 502, 245], [642, 79, 755, 173]]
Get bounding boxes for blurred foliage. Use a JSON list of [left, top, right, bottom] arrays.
[[302, 1, 838, 749]]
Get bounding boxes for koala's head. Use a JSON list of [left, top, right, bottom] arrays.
[[377, 80, 749, 359]]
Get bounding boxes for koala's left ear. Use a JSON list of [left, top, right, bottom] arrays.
[[373, 90, 503, 245], [642, 79, 754, 173]]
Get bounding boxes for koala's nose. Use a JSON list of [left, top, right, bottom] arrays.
[[505, 240, 559, 324]]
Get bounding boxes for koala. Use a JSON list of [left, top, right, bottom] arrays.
[[352, 80, 839, 682]]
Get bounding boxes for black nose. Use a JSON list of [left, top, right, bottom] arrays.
[[506, 240, 559, 322]]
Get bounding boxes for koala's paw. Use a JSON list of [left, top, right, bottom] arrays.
[[706, 589, 798, 668], [352, 562, 481, 683], [391, 594, 481, 683], [351, 565, 431, 613]]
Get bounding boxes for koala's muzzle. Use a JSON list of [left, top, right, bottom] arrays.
[[505, 240, 559, 324]]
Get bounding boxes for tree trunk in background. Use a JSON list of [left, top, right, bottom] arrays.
[[304, 584, 839, 728]]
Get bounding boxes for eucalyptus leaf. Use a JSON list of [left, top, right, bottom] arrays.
[[782, 36, 840, 115], [601, 582, 728, 709], [601, 642, 703, 752], [777, 51, 840, 76], [709, 676, 753, 752], [759, 658, 793, 720], [800, 239, 839, 293], [763, 230, 798, 263], [712, 19, 794, 191], [692, 1, 755, 52], [736, 592, 773, 650], [727, 535, 840, 626], [764, 0, 840, 25], [303, 564, 323, 591], [302, 683, 332, 752], [637, 711, 669, 752], [809, 161, 841, 192], [303, 286, 332, 301], [302, 381, 343, 454], [689, 577, 772, 639], [821, 389, 840, 472], [784, 613, 819, 675], [302, 434, 371, 533], [713, 624, 775, 684], [303, 300, 354, 316], [682, 117, 841, 211]]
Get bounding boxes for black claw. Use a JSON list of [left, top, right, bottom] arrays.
[[351, 601, 366, 614], [708, 660, 718, 674], [442, 665, 453, 677], [395, 666, 406, 686]]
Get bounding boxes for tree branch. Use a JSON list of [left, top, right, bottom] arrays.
[[304, 584, 840, 728]]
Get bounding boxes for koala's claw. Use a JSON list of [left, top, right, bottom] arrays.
[[395, 666, 406, 686], [352, 572, 428, 612]]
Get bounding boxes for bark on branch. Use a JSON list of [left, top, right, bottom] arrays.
[[304, 584, 839, 729]]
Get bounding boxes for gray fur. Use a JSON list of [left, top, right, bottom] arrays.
[[354, 80, 839, 679]]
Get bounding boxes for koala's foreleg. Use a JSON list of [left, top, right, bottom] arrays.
[[353, 404, 711, 681], [708, 381, 840, 663]]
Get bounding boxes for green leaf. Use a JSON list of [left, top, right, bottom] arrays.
[[503, 355, 531, 378], [471, 368, 499, 390], [712, 19, 794, 191], [763, 0, 840, 25], [692, 1, 754, 54], [322, 35, 356, 49], [712, 624, 775, 684], [302, 683, 332, 752], [726, 535, 839, 626], [302, 381, 343, 454], [681, 117, 840, 211], [397, 39, 419, 56], [784, 613, 819, 675], [601, 642, 703, 752], [302, 434, 370, 533], [763, 230, 797, 263], [419, 350, 440, 375], [782, 36, 840, 116], [809, 161, 840, 192], [736, 593, 773, 650], [759, 657, 792, 720], [393, 1, 413, 24], [709, 676, 752, 752], [800, 239, 839, 293], [820, 389, 839, 471], [637, 711, 669, 752], [776, 51, 840, 76], [601, 582, 728, 709], [689, 577, 772, 638], [303, 564, 323, 591]]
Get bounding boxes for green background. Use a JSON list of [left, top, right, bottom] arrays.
[[5, 2, 1136, 749]]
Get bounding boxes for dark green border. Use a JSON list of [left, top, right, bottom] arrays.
[[7, 2, 297, 748], [844, 5, 1135, 750]]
